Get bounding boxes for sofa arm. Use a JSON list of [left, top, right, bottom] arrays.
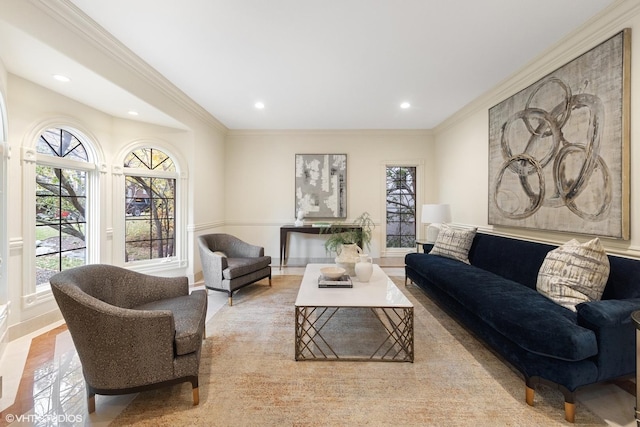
[[577, 298, 640, 380], [577, 298, 640, 328]]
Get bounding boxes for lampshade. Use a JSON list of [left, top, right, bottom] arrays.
[[421, 204, 451, 224], [421, 204, 452, 244]]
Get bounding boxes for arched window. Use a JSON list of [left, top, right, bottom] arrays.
[[123, 147, 176, 262], [34, 128, 90, 287]]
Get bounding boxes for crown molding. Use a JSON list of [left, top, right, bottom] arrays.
[[226, 129, 433, 138], [434, 0, 639, 135], [30, 0, 228, 134]]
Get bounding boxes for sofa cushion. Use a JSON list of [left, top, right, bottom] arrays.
[[537, 238, 610, 311], [135, 290, 207, 356], [604, 254, 640, 300], [406, 254, 598, 361], [429, 225, 477, 264], [467, 233, 555, 290], [224, 256, 272, 279]]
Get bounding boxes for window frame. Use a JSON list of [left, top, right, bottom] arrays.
[[114, 142, 188, 274], [380, 160, 423, 257], [21, 122, 103, 308]]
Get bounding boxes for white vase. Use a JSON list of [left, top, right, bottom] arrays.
[[355, 254, 373, 282], [335, 243, 362, 276]]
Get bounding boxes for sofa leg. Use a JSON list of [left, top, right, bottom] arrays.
[[228, 296, 233, 306], [564, 401, 575, 423], [526, 376, 576, 422], [525, 386, 535, 406]]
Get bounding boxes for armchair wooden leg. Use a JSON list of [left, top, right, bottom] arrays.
[[191, 377, 199, 405], [269, 276, 272, 286], [193, 387, 200, 406], [87, 392, 96, 413]]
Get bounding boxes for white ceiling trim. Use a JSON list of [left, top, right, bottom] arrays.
[[226, 128, 434, 138], [29, 0, 228, 132]]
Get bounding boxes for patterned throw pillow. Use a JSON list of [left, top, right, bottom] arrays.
[[536, 238, 610, 311], [428, 225, 477, 264]]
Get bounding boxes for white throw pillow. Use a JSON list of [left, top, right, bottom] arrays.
[[428, 224, 477, 264], [536, 238, 610, 311]]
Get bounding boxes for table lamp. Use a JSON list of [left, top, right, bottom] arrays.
[[421, 204, 451, 244]]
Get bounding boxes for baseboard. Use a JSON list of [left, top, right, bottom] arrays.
[[8, 309, 63, 341]]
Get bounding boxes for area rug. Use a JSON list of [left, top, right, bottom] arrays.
[[111, 275, 605, 426]]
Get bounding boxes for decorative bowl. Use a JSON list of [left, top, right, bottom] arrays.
[[320, 266, 346, 279]]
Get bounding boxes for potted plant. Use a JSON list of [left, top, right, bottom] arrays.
[[321, 212, 375, 274]]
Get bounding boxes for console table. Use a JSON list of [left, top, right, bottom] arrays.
[[280, 224, 362, 269]]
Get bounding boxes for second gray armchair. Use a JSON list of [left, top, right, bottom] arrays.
[[198, 233, 272, 306]]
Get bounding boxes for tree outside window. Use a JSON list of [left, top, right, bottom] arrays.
[[386, 166, 417, 248], [35, 129, 88, 287], [124, 148, 176, 262]]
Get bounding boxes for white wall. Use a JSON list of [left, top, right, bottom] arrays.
[[433, 0, 640, 258], [223, 130, 435, 261]]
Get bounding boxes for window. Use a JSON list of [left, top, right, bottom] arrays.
[[35, 129, 88, 287], [123, 148, 176, 262], [386, 166, 417, 248]]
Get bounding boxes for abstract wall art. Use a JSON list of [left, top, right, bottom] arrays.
[[488, 29, 630, 239], [295, 154, 347, 218]]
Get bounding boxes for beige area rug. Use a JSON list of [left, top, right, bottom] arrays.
[[112, 276, 605, 426]]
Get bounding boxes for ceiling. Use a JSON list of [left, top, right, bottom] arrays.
[[0, 0, 616, 130]]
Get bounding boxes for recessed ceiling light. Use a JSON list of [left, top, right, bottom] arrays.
[[53, 74, 71, 82], [400, 102, 411, 109], [255, 102, 265, 109], [128, 111, 139, 116]]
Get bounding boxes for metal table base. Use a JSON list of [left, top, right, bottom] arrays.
[[295, 305, 414, 362]]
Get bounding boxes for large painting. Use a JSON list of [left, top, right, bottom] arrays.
[[295, 154, 347, 218], [488, 29, 630, 239]]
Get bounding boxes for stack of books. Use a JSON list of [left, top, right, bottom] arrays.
[[312, 222, 331, 228], [318, 274, 353, 288]]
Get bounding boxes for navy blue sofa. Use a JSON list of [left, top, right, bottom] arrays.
[[405, 232, 640, 423]]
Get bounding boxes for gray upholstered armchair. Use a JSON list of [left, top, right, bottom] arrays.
[[50, 264, 207, 413], [198, 233, 271, 306]]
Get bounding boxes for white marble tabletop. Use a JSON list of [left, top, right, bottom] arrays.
[[295, 263, 413, 308]]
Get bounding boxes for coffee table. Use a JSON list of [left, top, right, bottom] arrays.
[[294, 263, 414, 362]]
